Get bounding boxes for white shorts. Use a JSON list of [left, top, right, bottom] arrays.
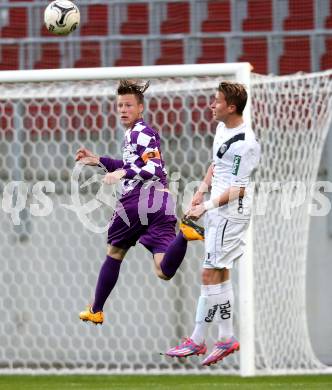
[[203, 209, 249, 269]]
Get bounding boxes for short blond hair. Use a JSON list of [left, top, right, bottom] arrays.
[[218, 81, 247, 115]]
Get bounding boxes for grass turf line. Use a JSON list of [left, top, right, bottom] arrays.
[[0, 375, 332, 390]]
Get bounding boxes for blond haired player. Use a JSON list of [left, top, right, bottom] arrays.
[[166, 81, 260, 366]]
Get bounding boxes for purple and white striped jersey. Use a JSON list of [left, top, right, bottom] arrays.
[[100, 119, 168, 194]]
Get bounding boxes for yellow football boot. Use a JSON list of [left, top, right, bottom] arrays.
[[79, 305, 104, 325], [179, 216, 205, 241]]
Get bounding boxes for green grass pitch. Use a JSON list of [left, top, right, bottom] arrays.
[[0, 375, 331, 390]]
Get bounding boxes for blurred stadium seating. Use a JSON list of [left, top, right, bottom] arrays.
[[0, 0, 331, 74], [242, 0, 273, 31], [201, 1, 231, 32], [283, 0, 314, 30]]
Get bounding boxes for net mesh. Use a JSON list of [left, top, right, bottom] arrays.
[[251, 71, 332, 372], [0, 70, 332, 374]]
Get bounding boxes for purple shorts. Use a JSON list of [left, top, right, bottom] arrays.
[[108, 185, 177, 254]]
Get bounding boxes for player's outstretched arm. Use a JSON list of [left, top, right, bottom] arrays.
[[76, 147, 124, 172], [99, 156, 124, 172]]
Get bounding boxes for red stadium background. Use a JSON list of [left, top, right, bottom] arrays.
[[0, 0, 331, 74]]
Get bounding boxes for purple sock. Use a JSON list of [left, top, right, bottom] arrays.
[[160, 232, 188, 279], [92, 256, 122, 313]]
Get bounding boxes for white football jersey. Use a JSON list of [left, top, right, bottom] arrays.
[[210, 121, 260, 221]]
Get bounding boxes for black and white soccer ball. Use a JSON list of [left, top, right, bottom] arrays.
[[44, 0, 80, 36]]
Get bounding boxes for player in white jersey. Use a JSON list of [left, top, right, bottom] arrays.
[[166, 81, 260, 366]]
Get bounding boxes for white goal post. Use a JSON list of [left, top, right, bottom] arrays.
[[0, 63, 331, 376]]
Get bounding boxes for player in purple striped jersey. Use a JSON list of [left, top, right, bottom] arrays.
[[77, 80, 203, 325]]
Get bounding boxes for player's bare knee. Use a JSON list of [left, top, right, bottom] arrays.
[[154, 263, 171, 280], [220, 268, 230, 283], [201, 268, 213, 284], [201, 268, 227, 285], [156, 269, 171, 280], [153, 253, 171, 280], [107, 245, 127, 260]]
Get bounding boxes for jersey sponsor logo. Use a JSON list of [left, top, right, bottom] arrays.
[[232, 155, 241, 175], [205, 302, 232, 322], [205, 304, 219, 322], [219, 300, 231, 320]]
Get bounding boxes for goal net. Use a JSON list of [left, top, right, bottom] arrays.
[[0, 64, 331, 375], [251, 70, 332, 374]]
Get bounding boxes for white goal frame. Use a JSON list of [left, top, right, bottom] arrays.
[[0, 63, 253, 375], [1, 63, 331, 376]]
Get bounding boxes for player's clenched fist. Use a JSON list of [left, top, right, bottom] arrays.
[[75, 147, 99, 166]]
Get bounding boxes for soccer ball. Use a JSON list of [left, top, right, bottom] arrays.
[[44, 0, 80, 36]]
